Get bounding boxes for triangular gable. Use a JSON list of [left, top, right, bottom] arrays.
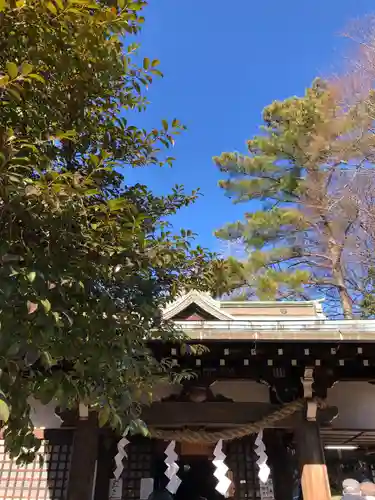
[[163, 290, 233, 321]]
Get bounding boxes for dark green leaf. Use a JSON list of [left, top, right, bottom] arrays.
[[6, 62, 18, 79], [0, 75, 9, 87], [20, 62, 33, 76], [28, 73, 46, 84], [98, 406, 110, 427], [107, 198, 126, 211], [45, 1, 57, 14], [41, 351, 56, 368], [40, 299, 51, 313], [143, 57, 150, 70], [7, 87, 21, 101], [26, 271, 36, 282]]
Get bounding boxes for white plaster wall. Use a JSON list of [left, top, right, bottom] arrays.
[[211, 380, 375, 429], [28, 397, 62, 429], [328, 382, 375, 430]]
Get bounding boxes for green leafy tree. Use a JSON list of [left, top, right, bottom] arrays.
[[0, 0, 219, 461], [214, 79, 375, 318]]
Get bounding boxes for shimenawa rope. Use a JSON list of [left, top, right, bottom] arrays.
[[149, 397, 326, 443]]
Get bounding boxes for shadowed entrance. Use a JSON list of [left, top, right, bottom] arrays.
[[175, 456, 223, 500]]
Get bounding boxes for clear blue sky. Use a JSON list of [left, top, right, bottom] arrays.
[[125, 0, 374, 253]]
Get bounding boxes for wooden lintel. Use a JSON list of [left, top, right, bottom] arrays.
[[142, 402, 300, 428]]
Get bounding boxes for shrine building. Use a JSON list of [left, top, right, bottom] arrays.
[[2, 291, 375, 500]]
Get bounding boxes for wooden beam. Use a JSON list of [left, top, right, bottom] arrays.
[[142, 402, 290, 427], [295, 420, 331, 500], [142, 402, 336, 428]]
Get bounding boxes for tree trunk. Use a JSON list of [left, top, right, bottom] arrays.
[[335, 280, 353, 319], [329, 239, 353, 318]]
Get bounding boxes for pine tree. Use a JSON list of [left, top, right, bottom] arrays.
[[214, 79, 375, 318]]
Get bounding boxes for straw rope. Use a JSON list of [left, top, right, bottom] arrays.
[[149, 397, 326, 443]]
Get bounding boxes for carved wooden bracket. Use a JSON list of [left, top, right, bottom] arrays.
[[301, 367, 317, 421], [78, 403, 89, 420], [301, 368, 314, 399]]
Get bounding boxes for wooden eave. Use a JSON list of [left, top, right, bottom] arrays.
[[172, 319, 375, 342]]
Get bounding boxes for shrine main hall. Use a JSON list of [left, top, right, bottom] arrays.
[[3, 290, 375, 500]]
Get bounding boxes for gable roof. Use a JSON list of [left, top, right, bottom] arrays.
[[162, 290, 234, 321]]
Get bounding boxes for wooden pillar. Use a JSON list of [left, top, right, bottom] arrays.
[[295, 420, 331, 500], [94, 432, 117, 500], [264, 429, 295, 500], [67, 412, 98, 500]]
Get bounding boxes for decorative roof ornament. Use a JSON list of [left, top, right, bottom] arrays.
[[162, 290, 233, 321]]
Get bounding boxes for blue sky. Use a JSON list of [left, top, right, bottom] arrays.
[[125, 0, 374, 253]]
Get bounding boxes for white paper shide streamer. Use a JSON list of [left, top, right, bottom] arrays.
[[213, 439, 232, 496], [164, 440, 181, 494], [254, 431, 271, 485], [114, 433, 130, 480], [109, 478, 123, 500]]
